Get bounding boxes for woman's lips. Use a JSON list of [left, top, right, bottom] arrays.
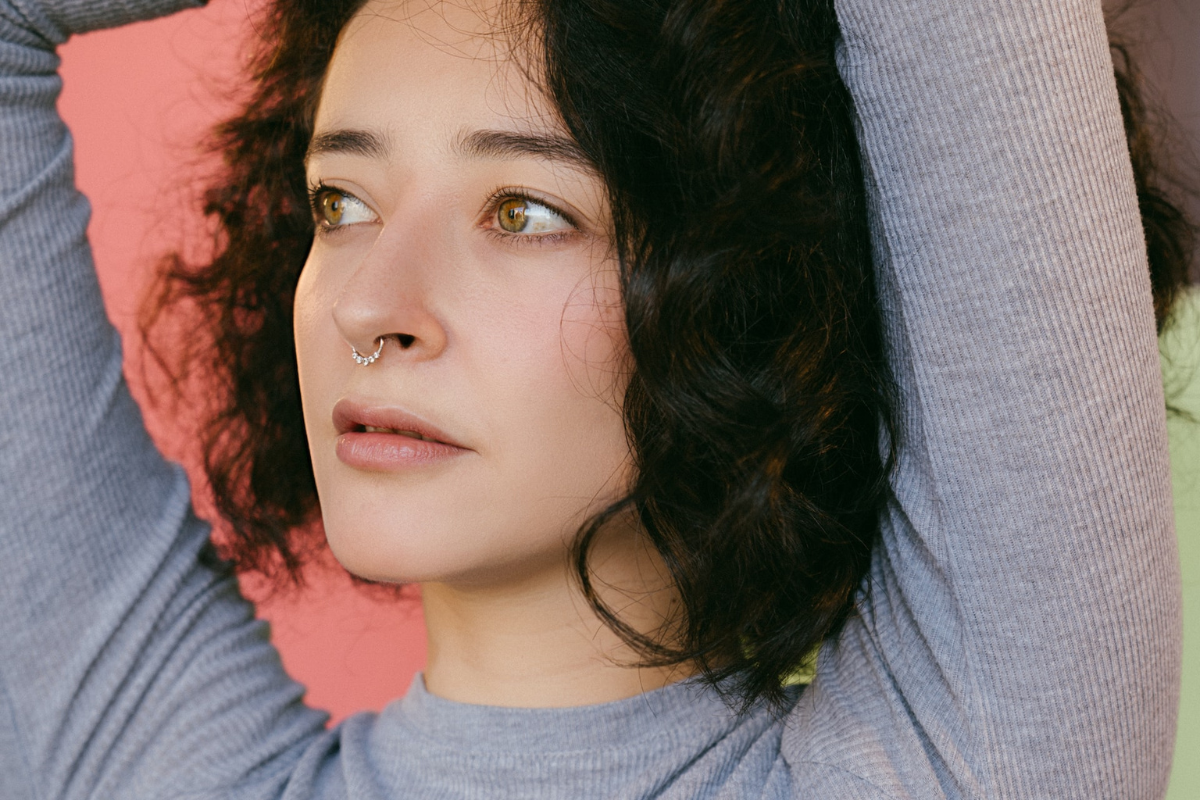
[[332, 398, 470, 471]]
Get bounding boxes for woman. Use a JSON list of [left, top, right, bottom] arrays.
[[0, 0, 1186, 796]]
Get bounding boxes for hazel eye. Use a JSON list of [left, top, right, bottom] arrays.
[[312, 186, 376, 229], [498, 198, 527, 232], [322, 191, 347, 226], [495, 196, 571, 235]]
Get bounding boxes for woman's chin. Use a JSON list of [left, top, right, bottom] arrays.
[[322, 522, 570, 590]]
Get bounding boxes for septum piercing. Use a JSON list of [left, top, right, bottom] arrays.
[[351, 337, 385, 366]]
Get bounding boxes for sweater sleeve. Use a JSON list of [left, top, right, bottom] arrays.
[[0, 2, 329, 798], [782, 0, 1182, 797]]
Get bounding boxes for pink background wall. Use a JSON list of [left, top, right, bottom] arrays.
[[58, 0, 426, 725]]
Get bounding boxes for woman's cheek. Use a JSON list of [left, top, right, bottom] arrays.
[[556, 263, 629, 405], [555, 269, 634, 498], [293, 255, 336, 416]]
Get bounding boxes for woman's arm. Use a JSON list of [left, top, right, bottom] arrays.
[[0, 1, 327, 797], [783, 0, 1182, 796]]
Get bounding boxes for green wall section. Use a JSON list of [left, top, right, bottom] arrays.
[[1166, 290, 1200, 800]]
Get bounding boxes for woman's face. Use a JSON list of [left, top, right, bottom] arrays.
[[293, 0, 632, 587]]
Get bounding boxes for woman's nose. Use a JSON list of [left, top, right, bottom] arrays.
[[330, 226, 449, 365]]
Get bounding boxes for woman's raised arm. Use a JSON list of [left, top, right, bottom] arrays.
[[783, 0, 1181, 796], [0, 1, 327, 797]]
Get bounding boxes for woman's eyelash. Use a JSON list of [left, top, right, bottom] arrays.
[[481, 189, 580, 246], [306, 182, 329, 216], [482, 189, 576, 227]]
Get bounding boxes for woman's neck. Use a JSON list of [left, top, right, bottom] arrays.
[[420, 528, 690, 708]]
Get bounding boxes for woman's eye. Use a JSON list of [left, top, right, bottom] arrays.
[[495, 197, 572, 235], [313, 187, 376, 229]]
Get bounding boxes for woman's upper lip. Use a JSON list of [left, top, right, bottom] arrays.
[[332, 397, 468, 448]]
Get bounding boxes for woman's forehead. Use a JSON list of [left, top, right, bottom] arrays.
[[317, 0, 554, 149], [345, 0, 510, 56]]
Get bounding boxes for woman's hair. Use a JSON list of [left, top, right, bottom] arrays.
[[143, 0, 1194, 710]]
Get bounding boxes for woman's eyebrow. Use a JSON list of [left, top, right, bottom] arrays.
[[304, 127, 594, 172], [454, 129, 593, 172], [305, 128, 390, 162]]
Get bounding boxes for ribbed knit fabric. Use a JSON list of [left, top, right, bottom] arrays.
[[0, 0, 1181, 797]]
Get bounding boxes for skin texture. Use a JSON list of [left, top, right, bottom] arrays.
[[293, 0, 686, 707]]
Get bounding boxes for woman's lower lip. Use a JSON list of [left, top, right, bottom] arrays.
[[335, 431, 469, 470]]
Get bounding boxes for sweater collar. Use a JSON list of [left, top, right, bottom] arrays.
[[389, 672, 751, 755]]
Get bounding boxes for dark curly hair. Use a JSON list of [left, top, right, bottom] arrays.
[[143, 0, 1194, 710]]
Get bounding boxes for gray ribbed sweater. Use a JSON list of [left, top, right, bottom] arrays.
[[0, 0, 1182, 797]]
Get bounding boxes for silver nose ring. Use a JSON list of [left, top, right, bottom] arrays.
[[351, 337, 385, 366]]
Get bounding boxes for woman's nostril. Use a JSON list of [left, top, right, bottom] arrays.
[[397, 334, 416, 349]]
